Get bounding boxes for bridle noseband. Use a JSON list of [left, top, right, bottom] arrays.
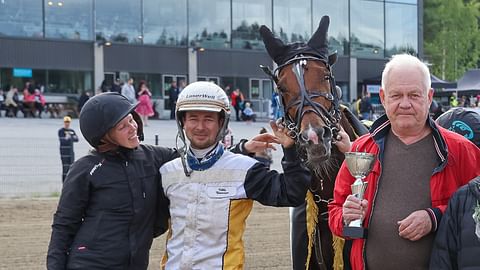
[[261, 54, 342, 143]]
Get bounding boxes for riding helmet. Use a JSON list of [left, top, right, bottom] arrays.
[[79, 92, 144, 148]]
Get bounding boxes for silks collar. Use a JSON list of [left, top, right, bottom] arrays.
[[187, 143, 224, 171]]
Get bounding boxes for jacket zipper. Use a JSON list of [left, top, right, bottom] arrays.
[[362, 159, 382, 270], [125, 161, 145, 199]]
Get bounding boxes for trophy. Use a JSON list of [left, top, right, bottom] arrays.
[[343, 152, 376, 239]]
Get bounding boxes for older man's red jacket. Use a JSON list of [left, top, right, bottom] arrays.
[[328, 115, 480, 270]]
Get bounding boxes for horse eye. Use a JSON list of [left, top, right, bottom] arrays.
[[324, 75, 331, 81]]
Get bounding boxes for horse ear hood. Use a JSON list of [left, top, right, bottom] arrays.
[[260, 25, 288, 65], [259, 16, 331, 66], [308, 15, 330, 57]]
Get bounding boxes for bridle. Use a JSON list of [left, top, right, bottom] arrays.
[[261, 54, 341, 144]]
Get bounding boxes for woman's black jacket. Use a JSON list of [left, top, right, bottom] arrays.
[[47, 144, 177, 270]]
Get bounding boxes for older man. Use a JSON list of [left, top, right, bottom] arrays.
[[328, 54, 480, 270]]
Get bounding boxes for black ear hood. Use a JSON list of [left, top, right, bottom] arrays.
[[259, 15, 331, 65], [79, 92, 144, 148]]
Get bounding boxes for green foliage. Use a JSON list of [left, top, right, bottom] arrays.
[[424, 0, 480, 81]]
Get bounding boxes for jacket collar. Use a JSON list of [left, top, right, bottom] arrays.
[[469, 176, 480, 200], [369, 114, 448, 167]]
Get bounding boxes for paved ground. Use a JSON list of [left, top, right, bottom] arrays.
[[0, 117, 292, 269]]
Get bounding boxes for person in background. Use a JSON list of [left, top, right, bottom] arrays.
[[430, 175, 480, 270], [121, 77, 136, 104], [241, 101, 257, 122], [430, 104, 480, 269], [436, 107, 480, 148], [111, 78, 122, 93], [58, 116, 79, 182], [230, 87, 244, 121], [271, 91, 283, 120], [328, 54, 480, 270], [77, 90, 91, 114], [5, 86, 20, 117], [359, 91, 374, 120], [168, 81, 179, 120], [33, 89, 46, 118], [159, 81, 311, 269], [135, 80, 154, 126]]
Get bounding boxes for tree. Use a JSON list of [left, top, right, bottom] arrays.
[[424, 0, 480, 81]]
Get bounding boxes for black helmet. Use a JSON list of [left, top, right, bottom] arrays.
[[436, 107, 480, 148], [79, 92, 144, 148]]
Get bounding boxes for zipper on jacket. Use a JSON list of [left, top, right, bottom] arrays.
[[363, 160, 382, 270], [124, 160, 145, 198]]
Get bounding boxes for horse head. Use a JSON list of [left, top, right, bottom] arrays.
[[260, 16, 342, 169]]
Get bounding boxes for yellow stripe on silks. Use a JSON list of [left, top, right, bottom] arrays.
[[305, 190, 319, 270], [161, 219, 173, 270], [332, 235, 345, 270], [223, 199, 253, 270]]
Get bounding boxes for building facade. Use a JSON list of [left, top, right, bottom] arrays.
[[0, 0, 421, 117]]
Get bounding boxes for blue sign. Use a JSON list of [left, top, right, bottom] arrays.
[[13, 68, 32, 78]]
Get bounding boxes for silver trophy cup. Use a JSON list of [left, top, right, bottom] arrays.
[[343, 152, 376, 239]]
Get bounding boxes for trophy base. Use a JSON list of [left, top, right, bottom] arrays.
[[343, 226, 368, 239]]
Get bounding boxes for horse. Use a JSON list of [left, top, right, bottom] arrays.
[[259, 16, 368, 270]]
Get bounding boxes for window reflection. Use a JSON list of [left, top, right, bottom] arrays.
[[45, 0, 93, 40], [188, 0, 231, 49], [385, 2, 417, 56], [313, 0, 349, 56], [232, 0, 271, 50], [95, 0, 141, 44], [143, 0, 187, 46], [350, 0, 384, 58], [273, 0, 311, 43], [0, 0, 43, 38]]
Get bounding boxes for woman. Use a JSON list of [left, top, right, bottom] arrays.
[[135, 81, 154, 126], [47, 92, 177, 269]]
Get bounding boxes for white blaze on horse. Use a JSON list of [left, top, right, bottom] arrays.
[[259, 16, 368, 270]]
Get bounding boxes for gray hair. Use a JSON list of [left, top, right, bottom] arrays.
[[381, 54, 431, 92]]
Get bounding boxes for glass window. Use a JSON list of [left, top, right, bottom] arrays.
[[188, 0, 231, 49], [95, 0, 142, 44], [0, 0, 43, 38], [45, 0, 93, 40], [273, 0, 311, 43], [350, 0, 384, 58], [232, 0, 272, 50], [385, 2, 418, 56], [143, 0, 187, 46], [313, 0, 349, 56], [387, 0, 416, 3], [46, 70, 93, 94]]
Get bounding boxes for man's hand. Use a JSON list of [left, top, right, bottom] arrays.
[[397, 210, 432, 241], [342, 195, 368, 225], [243, 133, 280, 154], [270, 119, 295, 148], [332, 127, 351, 153]]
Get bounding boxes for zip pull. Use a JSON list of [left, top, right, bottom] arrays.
[[143, 192, 146, 199], [125, 161, 128, 167]]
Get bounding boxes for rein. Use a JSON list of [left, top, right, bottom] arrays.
[[261, 54, 342, 143]]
